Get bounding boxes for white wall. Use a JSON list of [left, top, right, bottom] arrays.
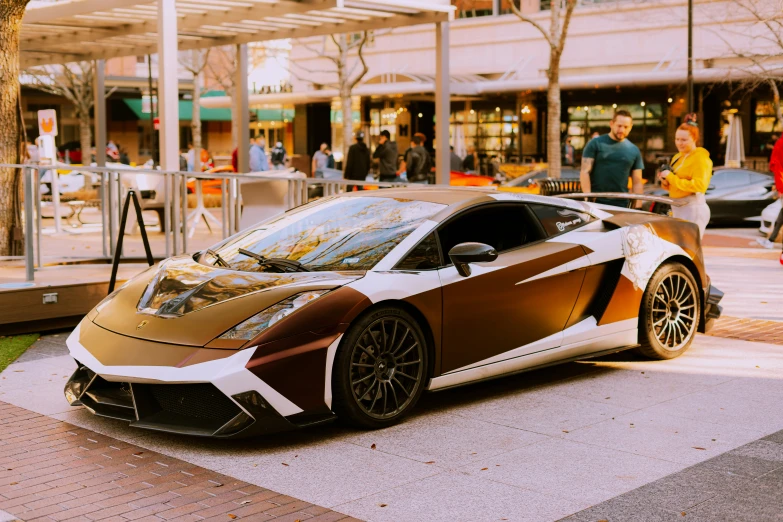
[[288, 0, 783, 92]]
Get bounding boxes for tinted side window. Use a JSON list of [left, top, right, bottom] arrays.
[[530, 204, 591, 236], [396, 233, 441, 270], [438, 204, 542, 256]]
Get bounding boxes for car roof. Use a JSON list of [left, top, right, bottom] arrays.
[[342, 187, 497, 206], [340, 187, 595, 218]]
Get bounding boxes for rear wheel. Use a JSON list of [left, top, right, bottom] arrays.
[[636, 262, 700, 360], [332, 306, 428, 429]]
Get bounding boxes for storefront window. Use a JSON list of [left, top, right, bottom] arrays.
[[566, 103, 666, 160], [450, 106, 518, 173], [754, 101, 783, 133]]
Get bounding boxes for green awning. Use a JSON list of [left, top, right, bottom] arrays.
[[123, 98, 294, 122]]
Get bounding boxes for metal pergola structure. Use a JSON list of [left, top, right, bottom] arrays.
[[20, 0, 454, 182]]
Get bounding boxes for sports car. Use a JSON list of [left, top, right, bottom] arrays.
[[645, 167, 776, 224], [65, 189, 723, 438]]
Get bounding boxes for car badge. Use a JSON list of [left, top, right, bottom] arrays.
[[136, 320, 149, 330]]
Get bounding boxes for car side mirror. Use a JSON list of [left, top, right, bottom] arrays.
[[449, 242, 498, 277]]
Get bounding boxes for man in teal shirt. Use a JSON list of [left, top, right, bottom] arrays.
[[580, 109, 644, 207]]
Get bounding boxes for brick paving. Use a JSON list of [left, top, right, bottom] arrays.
[[0, 401, 358, 522], [707, 316, 783, 346]]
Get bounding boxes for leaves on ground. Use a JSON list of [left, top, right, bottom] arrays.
[[692, 447, 706, 450], [228, 515, 237, 519], [371, 443, 376, 449]]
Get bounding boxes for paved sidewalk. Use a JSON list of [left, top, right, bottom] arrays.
[[0, 401, 354, 522], [708, 316, 783, 345], [562, 428, 783, 521]]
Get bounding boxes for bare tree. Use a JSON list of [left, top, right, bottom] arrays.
[[25, 62, 95, 165], [709, 0, 783, 131], [1, 0, 33, 255], [180, 49, 211, 172], [511, 0, 577, 178], [207, 46, 239, 149], [293, 32, 370, 160]]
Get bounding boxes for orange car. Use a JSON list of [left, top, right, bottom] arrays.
[[186, 165, 236, 195]]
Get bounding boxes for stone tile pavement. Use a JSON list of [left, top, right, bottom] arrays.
[[0, 400, 356, 522], [561, 429, 783, 521]]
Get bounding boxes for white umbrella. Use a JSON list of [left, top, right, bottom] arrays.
[[724, 112, 745, 168]]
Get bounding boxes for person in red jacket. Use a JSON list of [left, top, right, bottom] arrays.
[[763, 134, 783, 264]]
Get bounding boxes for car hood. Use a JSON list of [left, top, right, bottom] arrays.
[[91, 255, 364, 347]]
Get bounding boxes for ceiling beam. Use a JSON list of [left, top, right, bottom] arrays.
[[22, 0, 155, 23], [21, 0, 335, 50]]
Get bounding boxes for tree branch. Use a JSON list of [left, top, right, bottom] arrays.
[[510, 0, 554, 49]]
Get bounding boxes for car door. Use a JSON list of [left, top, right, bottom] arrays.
[[437, 203, 588, 374]]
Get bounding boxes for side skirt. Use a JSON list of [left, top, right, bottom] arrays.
[[428, 329, 638, 392]]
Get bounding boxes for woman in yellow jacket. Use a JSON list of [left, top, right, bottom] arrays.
[[659, 114, 712, 238]]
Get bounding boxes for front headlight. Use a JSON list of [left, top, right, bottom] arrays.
[[218, 290, 328, 341]]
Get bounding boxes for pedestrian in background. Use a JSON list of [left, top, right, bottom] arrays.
[[759, 133, 783, 264], [562, 136, 575, 166], [463, 145, 478, 173], [659, 114, 712, 238], [580, 109, 644, 207], [270, 141, 287, 170], [373, 130, 399, 182], [404, 135, 430, 183], [344, 131, 371, 190], [450, 146, 463, 172], [312, 142, 329, 174], [325, 147, 335, 169], [249, 137, 269, 172]]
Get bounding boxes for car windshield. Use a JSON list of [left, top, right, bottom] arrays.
[[203, 196, 446, 272]]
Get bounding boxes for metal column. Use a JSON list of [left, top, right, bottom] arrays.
[[235, 44, 250, 234], [434, 21, 450, 186], [235, 44, 250, 175], [23, 168, 34, 282], [94, 59, 108, 257], [158, 0, 180, 253]]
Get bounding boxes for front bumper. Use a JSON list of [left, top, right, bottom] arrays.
[[64, 364, 294, 438], [64, 321, 333, 438], [700, 284, 724, 333]]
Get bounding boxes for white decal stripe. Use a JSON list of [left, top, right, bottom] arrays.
[[429, 326, 638, 391], [65, 322, 303, 417], [323, 334, 343, 410]]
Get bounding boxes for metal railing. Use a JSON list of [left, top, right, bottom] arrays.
[[3, 162, 465, 282]]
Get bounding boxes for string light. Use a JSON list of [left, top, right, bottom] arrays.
[[641, 101, 646, 107]]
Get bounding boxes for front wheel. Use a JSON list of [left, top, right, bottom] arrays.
[[636, 262, 700, 360], [332, 306, 428, 429]]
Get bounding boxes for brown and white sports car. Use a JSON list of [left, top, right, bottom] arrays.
[[65, 189, 723, 437]]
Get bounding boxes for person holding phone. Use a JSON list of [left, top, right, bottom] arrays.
[[659, 114, 712, 238]]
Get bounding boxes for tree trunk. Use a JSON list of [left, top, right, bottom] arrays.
[[547, 57, 562, 179], [78, 110, 91, 165], [341, 91, 353, 164], [192, 63, 202, 172], [0, 1, 28, 256], [770, 80, 783, 133], [546, 1, 563, 179]]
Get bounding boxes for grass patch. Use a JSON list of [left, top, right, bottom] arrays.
[[0, 334, 40, 373]]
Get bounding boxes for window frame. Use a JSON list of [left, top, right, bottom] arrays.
[[394, 202, 547, 271], [527, 202, 596, 239]]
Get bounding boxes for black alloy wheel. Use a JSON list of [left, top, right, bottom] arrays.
[[333, 307, 428, 429], [637, 262, 700, 360]]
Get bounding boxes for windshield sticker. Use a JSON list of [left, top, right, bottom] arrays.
[[556, 217, 582, 232]]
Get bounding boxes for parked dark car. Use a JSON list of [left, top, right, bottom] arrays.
[[645, 167, 776, 225]]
